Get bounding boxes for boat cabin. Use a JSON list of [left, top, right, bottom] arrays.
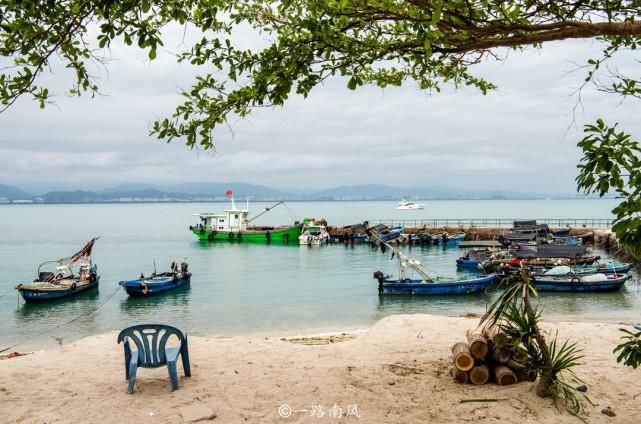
[[194, 198, 249, 233]]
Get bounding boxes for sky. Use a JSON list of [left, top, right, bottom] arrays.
[[1, 23, 639, 195]]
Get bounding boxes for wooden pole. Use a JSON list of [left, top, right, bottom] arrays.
[[452, 342, 474, 372]]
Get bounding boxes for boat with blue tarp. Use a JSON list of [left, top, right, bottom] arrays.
[[119, 261, 191, 296]]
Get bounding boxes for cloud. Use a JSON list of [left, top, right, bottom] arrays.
[[0, 29, 639, 194]]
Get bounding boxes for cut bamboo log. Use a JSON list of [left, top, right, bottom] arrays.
[[516, 369, 538, 382], [466, 330, 489, 360], [493, 365, 518, 386], [469, 364, 490, 385], [452, 342, 474, 372], [506, 359, 527, 372], [449, 366, 469, 384], [490, 346, 511, 364], [512, 349, 528, 363]]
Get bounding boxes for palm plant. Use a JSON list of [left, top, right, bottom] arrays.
[[613, 328, 641, 369], [480, 268, 587, 409]]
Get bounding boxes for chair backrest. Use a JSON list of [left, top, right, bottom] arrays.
[[117, 324, 185, 368]]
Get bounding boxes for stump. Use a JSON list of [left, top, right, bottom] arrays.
[[449, 367, 469, 384], [469, 364, 490, 385], [452, 342, 474, 372], [494, 365, 518, 386], [466, 330, 489, 360]]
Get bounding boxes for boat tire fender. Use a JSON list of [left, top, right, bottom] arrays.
[[571, 277, 580, 284], [71, 282, 77, 290]]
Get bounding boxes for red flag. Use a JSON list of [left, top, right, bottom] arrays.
[[225, 189, 233, 196]]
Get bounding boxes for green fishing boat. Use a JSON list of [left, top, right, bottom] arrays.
[[190, 198, 302, 243]]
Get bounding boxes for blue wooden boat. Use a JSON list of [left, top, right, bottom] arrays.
[[374, 272, 497, 295], [576, 261, 632, 274], [531, 273, 629, 292], [15, 238, 100, 303], [456, 258, 481, 269], [120, 262, 191, 296], [434, 232, 466, 246], [552, 228, 572, 237]]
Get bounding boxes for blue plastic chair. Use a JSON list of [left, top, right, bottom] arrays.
[[117, 324, 191, 393]]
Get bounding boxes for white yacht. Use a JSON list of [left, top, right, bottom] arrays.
[[397, 200, 425, 210]]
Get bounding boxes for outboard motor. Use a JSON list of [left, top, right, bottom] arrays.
[[373, 271, 385, 281]]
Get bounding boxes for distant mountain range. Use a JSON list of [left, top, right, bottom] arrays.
[[0, 182, 590, 204]]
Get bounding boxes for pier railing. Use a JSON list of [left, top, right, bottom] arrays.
[[368, 218, 613, 229]]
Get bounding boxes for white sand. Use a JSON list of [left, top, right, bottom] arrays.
[[1, 314, 639, 423]]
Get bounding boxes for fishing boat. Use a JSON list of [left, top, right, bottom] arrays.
[[298, 218, 329, 245], [190, 196, 302, 243], [368, 228, 496, 295], [15, 238, 100, 302], [374, 271, 497, 295], [397, 200, 424, 210], [433, 232, 466, 246], [531, 272, 629, 292], [119, 261, 191, 296], [456, 248, 494, 269]]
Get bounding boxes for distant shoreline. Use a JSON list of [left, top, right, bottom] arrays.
[[0, 197, 614, 205]]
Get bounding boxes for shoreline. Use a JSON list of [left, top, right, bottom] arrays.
[[4, 310, 641, 352], [2, 313, 640, 423]]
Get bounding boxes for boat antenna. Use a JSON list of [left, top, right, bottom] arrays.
[[153, 259, 157, 275], [247, 200, 285, 223]]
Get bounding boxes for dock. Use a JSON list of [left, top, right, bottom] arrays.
[[457, 240, 502, 248]]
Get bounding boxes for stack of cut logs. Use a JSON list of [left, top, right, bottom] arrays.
[[449, 328, 537, 385]]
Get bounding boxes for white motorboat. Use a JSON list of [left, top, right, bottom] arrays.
[[299, 218, 329, 245], [397, 200, 424, 210]]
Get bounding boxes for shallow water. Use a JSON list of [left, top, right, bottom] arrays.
[[0, 200, 638, 351]]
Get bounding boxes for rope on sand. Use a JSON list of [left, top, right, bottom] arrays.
[[0, 285, 122, 353]]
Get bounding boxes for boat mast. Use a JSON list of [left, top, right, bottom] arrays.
[[368, 228, 433, 282], [247, 201, 286, 223]]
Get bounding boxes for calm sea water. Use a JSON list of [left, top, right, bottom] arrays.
[[1, 199, 639, 350]]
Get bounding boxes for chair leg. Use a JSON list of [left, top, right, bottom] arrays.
[[181, 347, 191, 377], [167, 360, 179, 391], [127, 362, 138, 394]]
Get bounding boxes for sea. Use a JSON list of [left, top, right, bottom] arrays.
[[1, 199, 639, 350]]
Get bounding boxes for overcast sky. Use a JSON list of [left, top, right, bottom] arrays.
[[1, 24, 639, 194]]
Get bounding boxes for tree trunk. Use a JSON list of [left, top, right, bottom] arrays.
[[493, 365, 518, 386], [452, 342, 474, 372], [449, 366, 469, 384], [466, 330, 489, 360], [522, 271, 553, 398], [469, 363, 490, 385]]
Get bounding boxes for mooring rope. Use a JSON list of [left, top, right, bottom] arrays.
[[0, 284, 122, 354]]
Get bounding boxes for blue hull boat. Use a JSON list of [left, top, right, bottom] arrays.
[[120, 272, 191, 296], [532, 273, 629, 292], [376, 274, 497, 295], [456, 258, 481, 269], [577, 262, 632, 274], [15, 237, 100, 303], [19, 278, 99, 303]]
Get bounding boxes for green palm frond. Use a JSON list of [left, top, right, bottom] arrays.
[[613, 328, 641, 369]]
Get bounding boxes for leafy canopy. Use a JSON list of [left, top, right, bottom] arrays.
[[2, 1, 641, 149]]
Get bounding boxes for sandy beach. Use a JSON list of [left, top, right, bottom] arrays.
[[1, 314, 639, 423]]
